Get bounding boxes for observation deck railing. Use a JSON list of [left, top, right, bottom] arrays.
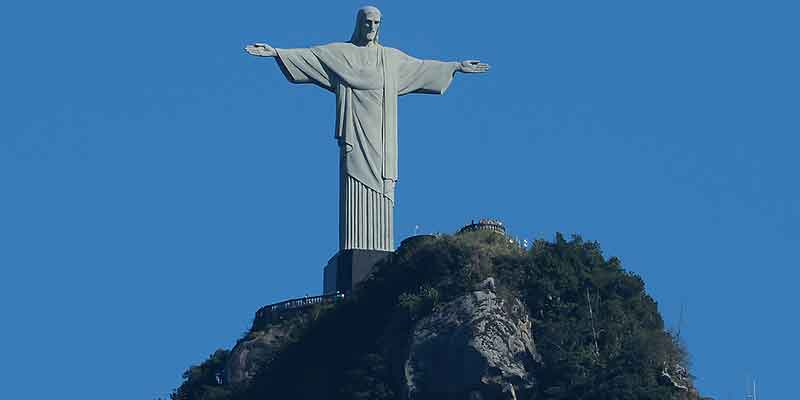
[[254, 292, 345, 325]]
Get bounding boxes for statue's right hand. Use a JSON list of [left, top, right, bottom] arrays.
[[245, 43, 276, 57]]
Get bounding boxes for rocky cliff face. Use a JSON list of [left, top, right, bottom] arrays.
[[403, 278, 540, 400], [223, 278, 540, 399], [225, 314, 309, 386]]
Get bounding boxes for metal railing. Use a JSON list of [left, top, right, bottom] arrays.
[[255, 292, 345, 321]]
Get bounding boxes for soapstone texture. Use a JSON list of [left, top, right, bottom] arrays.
[[246, 6, 488, 251]]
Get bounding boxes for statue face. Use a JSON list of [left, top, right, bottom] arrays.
[[360, 12, 381, 43]]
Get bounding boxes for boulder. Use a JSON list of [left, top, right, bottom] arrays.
[[404, 278, 540, 399]]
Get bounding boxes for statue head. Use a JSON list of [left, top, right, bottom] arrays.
[[349, 6, 382, 46]]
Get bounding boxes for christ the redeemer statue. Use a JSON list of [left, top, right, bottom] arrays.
[[245, 6, 489, 252]]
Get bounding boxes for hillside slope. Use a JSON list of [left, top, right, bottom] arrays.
[[171, 231, 705, 400]]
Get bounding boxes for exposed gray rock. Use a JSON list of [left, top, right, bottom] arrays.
[[661, 363, 690, 392], [224, 315, 307, 386], [404, 278, 540, 399]]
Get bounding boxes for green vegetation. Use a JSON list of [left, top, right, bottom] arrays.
[[172, 231, 701, 400], [171, 349, 232, 400], [511, 234, 692, 399]]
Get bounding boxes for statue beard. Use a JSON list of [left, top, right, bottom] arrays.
[[354, 29, 379, 46]]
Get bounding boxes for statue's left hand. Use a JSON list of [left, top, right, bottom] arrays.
[[245, 43, 277, 57], [459, 60, 490, 73]]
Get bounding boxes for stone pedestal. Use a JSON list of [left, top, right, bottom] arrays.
[[324, 249, 392, 294]]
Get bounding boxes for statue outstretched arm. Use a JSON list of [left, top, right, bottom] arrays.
[[395, 53, 490, 96], [245, 43, 333, 91], [245, 43, 277, 57]]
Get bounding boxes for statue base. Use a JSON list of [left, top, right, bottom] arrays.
[[323, 249, 392, 294]]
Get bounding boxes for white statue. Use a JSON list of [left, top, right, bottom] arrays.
[[246, 6, 489, 252]]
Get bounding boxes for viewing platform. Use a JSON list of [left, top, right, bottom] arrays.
[[457, 218, 507, 236], [254, 219, 509, 330], [251, 292, 345, 330]]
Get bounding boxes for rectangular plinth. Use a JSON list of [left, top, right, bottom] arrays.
[[324, 249, 392, 294]]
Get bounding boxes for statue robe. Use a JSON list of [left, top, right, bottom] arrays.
[[275, 42, 458, 251]]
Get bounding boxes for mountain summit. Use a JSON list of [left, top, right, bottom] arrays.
[[171, 228, 704, 400]]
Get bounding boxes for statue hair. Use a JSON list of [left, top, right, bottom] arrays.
[[349, 6, 382, 45]]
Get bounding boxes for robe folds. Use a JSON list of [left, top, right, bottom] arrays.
[[275, 43, 458, 250]]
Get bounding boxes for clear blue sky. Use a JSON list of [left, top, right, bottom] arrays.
[[1, 1, 797, 399]]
